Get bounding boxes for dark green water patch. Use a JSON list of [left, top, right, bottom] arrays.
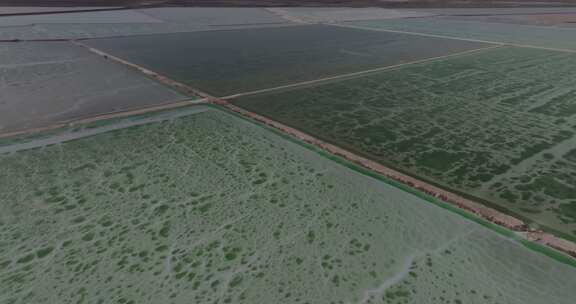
[[85, 24, 488, 97]]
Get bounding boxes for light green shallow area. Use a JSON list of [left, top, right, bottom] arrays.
[[0, 106, 575, 304]]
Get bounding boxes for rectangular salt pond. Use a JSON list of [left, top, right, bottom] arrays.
[[0, 41, 188, 135], [267, 8, 434, 22], [1, 105, 575, 303], [0, 7, 120, 15], [136, 7, 288, 25], [350, 17, 576, 50], [84, 24, 488, 96], [0, 8, 291, 41], [232, 46, 576, 240], [0, 10, 161, 27]]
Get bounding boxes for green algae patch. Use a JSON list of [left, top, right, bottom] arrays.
[[1, 106, 576, 303]]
